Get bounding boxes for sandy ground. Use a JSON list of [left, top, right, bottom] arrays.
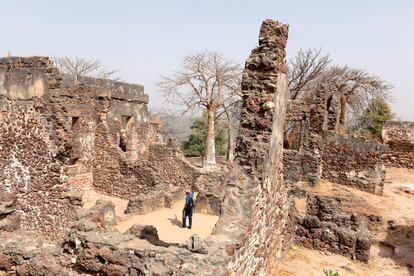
[[273, 246, 412, 276], [81, 168, 413, 274], [82, 191, 219, 244], [275, 167, 414, 276]]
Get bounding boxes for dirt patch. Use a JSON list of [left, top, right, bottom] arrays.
[[277, 168, 414, 275], [81, 190, 219, 244], [115, 197, 218, 243], [273, 246, 412, 276]]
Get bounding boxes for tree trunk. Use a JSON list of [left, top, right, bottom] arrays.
[[225, 109, 235, 166], [203, 108, 216, 169], [339, 90, 347, 133]]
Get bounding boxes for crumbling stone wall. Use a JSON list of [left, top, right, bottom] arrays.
[[322, 133, 387, 194], [295, 193, 371, 262], [382, 121, 414, 168], [283, 96, 322, 186], [0, 57, 80, 240], [0, 56, 198, 239], [283, 84, 387, 194], [214, 19, 293, 274]]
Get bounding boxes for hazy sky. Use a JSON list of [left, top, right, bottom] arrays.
[[1, 0, 413, 120]]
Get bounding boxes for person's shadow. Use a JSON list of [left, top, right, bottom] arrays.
[[168, 214, 182, 228]]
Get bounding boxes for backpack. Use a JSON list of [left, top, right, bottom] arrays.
[[188, 198, 195, 209]]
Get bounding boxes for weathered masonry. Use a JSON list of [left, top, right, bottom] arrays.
[[214, 19, 294, 274], [382, 121, 414, 169], [0, 57, 197, 239], [283, 84, 387, 194]]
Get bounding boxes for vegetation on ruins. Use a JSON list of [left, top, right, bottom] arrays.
[[54, 56, 119, 85], [181, 111, 227, 157], [357, 97, 394, 139], [158, 51, 241, 169], [288, 48, 392, 132]]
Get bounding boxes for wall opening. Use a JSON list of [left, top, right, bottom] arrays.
[[121, 115, 132, 127], [283, 120, 302, 150], [119, 133, 127, 152], [71, 116, 79, 130]]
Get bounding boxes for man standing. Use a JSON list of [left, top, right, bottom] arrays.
[[182, 191, 194, 229]]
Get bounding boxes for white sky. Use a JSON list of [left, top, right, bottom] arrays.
[[1, 0, 413, 120]]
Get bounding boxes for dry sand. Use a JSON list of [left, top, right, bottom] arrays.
[[275, 167, 414, 276], [82, 190, 219, 244]]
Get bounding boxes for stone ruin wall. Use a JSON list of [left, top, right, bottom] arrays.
[[214, 19, 294, 274], [0, 57, 80, 240], [0, 56, 198, 240], [382, 121, 414, 169], [321, 133, 387, 194], [295, 193, 372, 262], [283, 84, 387, 194]]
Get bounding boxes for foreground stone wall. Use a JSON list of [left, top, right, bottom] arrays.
[[0, 57, 79, 240], [215, 19, 293, 274], [382, 121, 414, 169]]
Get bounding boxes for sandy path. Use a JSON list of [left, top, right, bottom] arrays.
[[115, 197, 218, 243], [81, 190, 218, 244]]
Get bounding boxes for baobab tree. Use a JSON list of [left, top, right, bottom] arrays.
[[54, 56, 118, 85], [288, 48, 331, 100], [288, 48, 392, 132], [158, 51, 241, 170], [219, 77, 242, 165]]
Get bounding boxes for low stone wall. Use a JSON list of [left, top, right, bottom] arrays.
[[295, 193, 371, 262], [382, 121, 414, 169], [125, 187, 184, 215], [93, 144, 199, 200], [322, 132, 387, 194]]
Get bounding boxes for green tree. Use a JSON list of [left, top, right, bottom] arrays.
[[182, 112, 227, 157], [358, 97, 394, 139]]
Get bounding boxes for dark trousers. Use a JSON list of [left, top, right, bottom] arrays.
[[182, 209, 193, 228]]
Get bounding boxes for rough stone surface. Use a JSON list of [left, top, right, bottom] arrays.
[[0, 56, 199, 240], [382, 121, 414, 168], [321, 133, 387, 194], [183, 235, 208, 254], [214, 19, 293, 274], [194, 171, 226, 215], [295, 193, 371, 262], [283, 84, 387, 194]]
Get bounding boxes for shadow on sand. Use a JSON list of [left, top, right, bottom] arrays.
[[168, 214, 182, 228]]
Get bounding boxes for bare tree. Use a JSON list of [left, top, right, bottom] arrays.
[[54, 56, 118, 85], [288, 48, 331, 100], [219, 77, 242, 165], [158, 51, 240, 170], [319, 65, 392, 131], [289, 48, 392, 132]]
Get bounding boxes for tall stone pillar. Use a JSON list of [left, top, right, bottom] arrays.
[[214, 19, 293, 274]]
